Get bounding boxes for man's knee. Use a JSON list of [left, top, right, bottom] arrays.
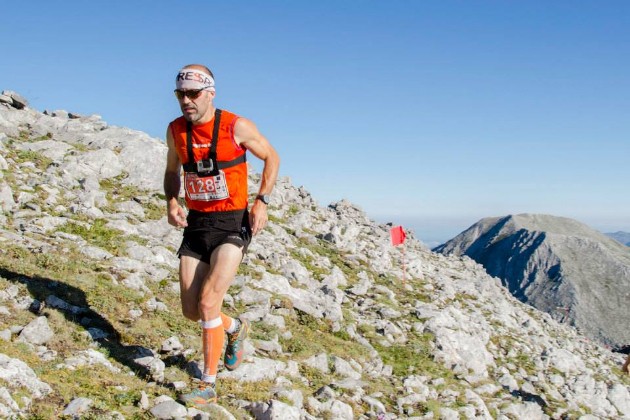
[[198, 294, 223, 315]]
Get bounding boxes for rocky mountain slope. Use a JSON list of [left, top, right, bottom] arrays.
[[1, 92, 629, 419], [433, 214, 630, 350]]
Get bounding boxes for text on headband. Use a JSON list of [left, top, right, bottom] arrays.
[[176, 69, 215, 92]]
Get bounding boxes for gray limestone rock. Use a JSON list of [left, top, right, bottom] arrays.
[[0, 183, 16, 213], [1, 90, 28, 109], [0, 353, 52, 398], [149, 398, 187, 419], [331, 356, 361, 380], [18, 316, 54, 345], [0, 388, 19, 417], [132, 348, 166, 382], [0, 329, 11, 340], [219, 356, 285, 382], [608, 383, 630, 417], [62, 349, 120, 373], [0, 94, 12, 106], [62, 397, 93, 418], [80, 245, 114, 260], [249, 399, 301, 419], [303, 353, 329, 374], [160, 336, 184, 354]]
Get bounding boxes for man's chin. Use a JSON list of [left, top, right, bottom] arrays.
[[183, 113, 198, 122]]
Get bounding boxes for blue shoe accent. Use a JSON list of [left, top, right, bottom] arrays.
[[224, 318, 249, 371], [179, 383, 217, 406]]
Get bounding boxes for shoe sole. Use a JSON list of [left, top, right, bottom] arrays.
[[191, 398, 218, 406]]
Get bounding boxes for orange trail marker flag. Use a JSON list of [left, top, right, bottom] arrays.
[[390, 226, 406, 246], [390, 226, 407, 284]]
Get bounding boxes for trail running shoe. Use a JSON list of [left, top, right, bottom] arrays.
[[224, 318, 249, 371], [179, 382, 217, 406]]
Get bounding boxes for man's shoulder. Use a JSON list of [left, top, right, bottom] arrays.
[[219, 109, 240, 121], [169, 115, 186, 126]]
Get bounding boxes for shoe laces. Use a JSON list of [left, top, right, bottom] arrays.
[[198, 382, 216, 391], [228, 321, 242, 344]]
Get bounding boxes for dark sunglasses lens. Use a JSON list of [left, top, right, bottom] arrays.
[[175, 89, 203, 100], [188, 90, 202, 99]]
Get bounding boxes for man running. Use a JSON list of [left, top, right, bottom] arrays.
[[163, 64, 280, 406]]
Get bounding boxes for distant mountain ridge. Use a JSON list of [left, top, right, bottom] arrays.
[[605, 231, 630, 246], [434, 214, 630, 349]]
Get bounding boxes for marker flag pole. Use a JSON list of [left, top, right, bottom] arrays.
[[390, 226, 407, 284], [402, 244, 406, 285]]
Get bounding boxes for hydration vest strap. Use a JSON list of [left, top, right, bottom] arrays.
[[183, 154, 246, 172], [183, 109, 246, 174], [209, 109, 222, 159]]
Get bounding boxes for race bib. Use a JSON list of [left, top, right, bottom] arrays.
[[184, 170, 229, 201]]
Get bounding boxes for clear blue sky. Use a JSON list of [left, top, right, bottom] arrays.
[[3, 1, 629, 246]]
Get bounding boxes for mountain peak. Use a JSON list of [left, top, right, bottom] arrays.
[[435, 213, 630, 349]]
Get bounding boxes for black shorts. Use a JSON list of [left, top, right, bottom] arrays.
[[177, 209, 252, 263]]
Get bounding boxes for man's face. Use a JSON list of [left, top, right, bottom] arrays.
[[175, 89, 215, 123]]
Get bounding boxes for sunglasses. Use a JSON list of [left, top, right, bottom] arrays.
[[174, 89, 206, 100]]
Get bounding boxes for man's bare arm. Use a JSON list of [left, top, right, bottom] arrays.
[[234, 117, 280, 235], [164, 126, 188, 227]]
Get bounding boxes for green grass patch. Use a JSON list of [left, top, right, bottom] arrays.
[[99, 177, 164, 221], [289, 249, 329, 280], [287, 204, 300, 216], [219, 378, 275, 403], [237, 263, 263, 280], [56, 219, 127, 255], [299, 364, 330, 389], [279, 311, 370, 363], [14, 150, 52, 170], [372, 332, 452, 379], [143, 199, 165, 220], [289, 235, 374, 288], [268, 213, 284, 224]]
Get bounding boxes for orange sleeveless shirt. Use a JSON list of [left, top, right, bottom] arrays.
[[169, 110, 248, 212]]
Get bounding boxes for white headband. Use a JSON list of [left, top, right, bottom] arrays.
[[175, 69, 215, 91]]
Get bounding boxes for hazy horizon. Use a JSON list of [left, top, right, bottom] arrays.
[[371, 213, 630, 248]]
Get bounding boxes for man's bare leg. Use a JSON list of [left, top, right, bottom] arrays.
[[179, 256, 209, 321], [179, 244, 243, 404]]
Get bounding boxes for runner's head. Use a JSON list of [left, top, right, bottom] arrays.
[[174, 64, 216, 123]]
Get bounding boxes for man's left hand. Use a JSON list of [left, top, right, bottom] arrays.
[[249, 200, 268, 235]]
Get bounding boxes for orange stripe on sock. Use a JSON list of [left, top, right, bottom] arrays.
[[202, 323, 225, 376], [220, 312, 234, 331]]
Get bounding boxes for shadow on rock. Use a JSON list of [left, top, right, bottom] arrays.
[[2, 267, 161, 383], [510, 388, 548, 408]]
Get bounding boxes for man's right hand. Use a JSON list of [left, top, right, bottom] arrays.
[[167, 201, 188, 228]]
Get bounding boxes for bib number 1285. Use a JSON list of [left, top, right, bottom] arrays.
[[185, 171, 229, 201]]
